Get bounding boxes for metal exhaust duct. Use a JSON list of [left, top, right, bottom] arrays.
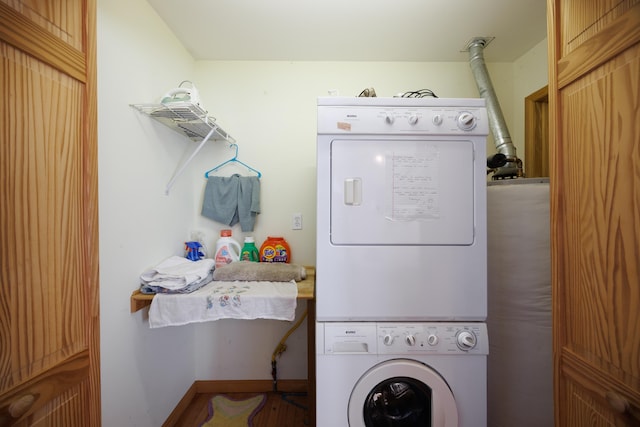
[[465, 38, 522, 179]]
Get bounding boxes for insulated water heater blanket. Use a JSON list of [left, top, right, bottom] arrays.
[[487, 179, 552, 427]]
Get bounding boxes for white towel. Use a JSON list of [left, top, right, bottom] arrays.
[[140, 256, 215, 291], [148, 280, 298, 328]]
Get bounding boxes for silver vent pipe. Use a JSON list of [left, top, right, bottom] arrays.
[[466, 38, 522, 178]]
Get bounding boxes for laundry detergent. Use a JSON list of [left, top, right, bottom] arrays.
[[259, 236, 291, 263], [240, 236, 260, 262], [214, 229, 240, 269]]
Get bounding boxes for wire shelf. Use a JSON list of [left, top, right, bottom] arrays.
[[130, 102, 233, 142], [130, 101, 235, 194]]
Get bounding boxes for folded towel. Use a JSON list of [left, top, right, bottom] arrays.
[[202, 174, 260, 232], [140, 256, 215, 291], [213, 261, 306, 282], [148, 280, 298, 328], [140, 272, 213, 295]]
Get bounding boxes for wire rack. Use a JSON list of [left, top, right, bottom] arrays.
[[130, 101, 236, 193], [130, 102, 233, 142]]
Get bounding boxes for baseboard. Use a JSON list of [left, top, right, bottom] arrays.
[[195, 379, 308, 393], [162, 379, 309, 427], [162, 382, 198, 427]]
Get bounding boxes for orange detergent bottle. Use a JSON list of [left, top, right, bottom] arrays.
[[259, 236, 291, 263]]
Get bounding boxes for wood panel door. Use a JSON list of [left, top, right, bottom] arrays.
[[548, 0, 640, 425], [0, 1, 100, 426]]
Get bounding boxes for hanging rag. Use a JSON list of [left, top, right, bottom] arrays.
[[201, 174, 260, 232]]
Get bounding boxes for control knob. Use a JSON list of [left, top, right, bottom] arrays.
[[432, 114, 443, 126], [385, 113, 395, 124], [456, 330, 477, 351], [427, 334, 439, 346], [456, 112, 476, 131], [405, 334, 416, 346], [408, 114, 419, 125], [383, 334, 394, 346]]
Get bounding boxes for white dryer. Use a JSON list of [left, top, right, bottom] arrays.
[[316, 97, 488, 322], [316, 322, 488, 427]]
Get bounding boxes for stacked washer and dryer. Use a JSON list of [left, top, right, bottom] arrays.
[[316, 97, 489, 427]]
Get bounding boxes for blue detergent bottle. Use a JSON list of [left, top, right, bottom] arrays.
[[184, 241, 205, 261]]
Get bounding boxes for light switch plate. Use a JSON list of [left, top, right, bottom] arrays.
[[292, 213, 302, 230]]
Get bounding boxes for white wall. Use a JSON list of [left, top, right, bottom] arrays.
[[97, 0, 546, 425], [97, 0, 200, 425]]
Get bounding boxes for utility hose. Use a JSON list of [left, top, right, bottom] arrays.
[[271, 308, 308, 392]]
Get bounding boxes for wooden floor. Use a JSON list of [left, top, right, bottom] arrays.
[[173, 391, 310, 427]]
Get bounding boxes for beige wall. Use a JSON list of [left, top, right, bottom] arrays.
[[512, 38, 549, 167]]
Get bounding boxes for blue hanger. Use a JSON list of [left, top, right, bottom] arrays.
[[204, 143, 262, 178]]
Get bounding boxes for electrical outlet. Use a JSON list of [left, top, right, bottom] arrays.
[[292, 213, 303, 230]]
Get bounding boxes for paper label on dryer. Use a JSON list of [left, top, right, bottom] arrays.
[[384, 149, 440, 221]]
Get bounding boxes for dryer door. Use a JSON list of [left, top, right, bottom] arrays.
[[348, 359, 458, 427], [331, 138, 475, 245]]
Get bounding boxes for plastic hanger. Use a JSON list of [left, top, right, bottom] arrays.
[[204, 143, 262, 178]]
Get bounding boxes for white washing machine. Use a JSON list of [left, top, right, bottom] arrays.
[[316, 97, 488, 322], [316, 322, 488, 427]]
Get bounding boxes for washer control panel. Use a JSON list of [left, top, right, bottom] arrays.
[[377, 323, 488, 355], [321, 323, 378, 355], [318, 322, 488, 356]]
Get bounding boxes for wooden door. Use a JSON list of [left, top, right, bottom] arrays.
[[548, 0, 640, 425], [524, 86, 549, 178], [0, 1, 100, 426]]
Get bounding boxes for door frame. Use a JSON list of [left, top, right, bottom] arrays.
[[524, 85, 549, 178]]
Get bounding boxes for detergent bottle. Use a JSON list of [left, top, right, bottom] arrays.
[[259, 236, 291, 263], [240, 237, 260, 262], [184, 241, 206, 261], [214, 229, 241, 269]]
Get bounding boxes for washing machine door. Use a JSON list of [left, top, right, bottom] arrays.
[[348, 359, 458, 427]]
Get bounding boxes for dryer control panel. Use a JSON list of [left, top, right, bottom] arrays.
[[317, 97, 489, 135]]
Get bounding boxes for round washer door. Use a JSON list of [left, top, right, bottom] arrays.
[[348, 359, 458, 427]]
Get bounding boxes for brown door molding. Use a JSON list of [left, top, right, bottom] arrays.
[[524, 86, 549, 178]]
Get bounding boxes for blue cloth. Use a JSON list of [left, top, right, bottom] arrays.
[[201, 174, 260, 232]]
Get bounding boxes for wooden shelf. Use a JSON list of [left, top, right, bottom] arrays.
[[130, 266, 315, 313]]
